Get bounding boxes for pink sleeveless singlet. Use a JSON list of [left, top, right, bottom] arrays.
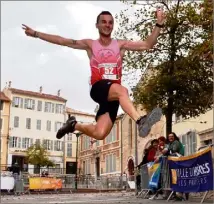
[[89, 39, 122, 86]]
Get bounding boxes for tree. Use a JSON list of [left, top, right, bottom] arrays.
[[190, 0, 212, 62], [115, 0, 213, 135], [26, 144, 55, 172]]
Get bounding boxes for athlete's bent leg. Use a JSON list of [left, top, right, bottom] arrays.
[[56, 113, 113, 140], [108, 83, 141, 122], [75, 113, 113, 140]]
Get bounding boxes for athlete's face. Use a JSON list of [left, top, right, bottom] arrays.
[[96, 14, 114, 37]]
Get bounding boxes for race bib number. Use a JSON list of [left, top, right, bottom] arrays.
[[104, 67, 114, 75], [98, 63, 120, 80]]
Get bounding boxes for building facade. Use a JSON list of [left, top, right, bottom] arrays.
[[3, 82, 67, 173], [0, 92, 11, 170], [65, 108, 95, 174], [78, 115, 123, 179], [172, 109, 213, 155], [121, 106, 165, 178]]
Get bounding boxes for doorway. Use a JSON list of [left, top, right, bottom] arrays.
[[127, 158, 134, 179]]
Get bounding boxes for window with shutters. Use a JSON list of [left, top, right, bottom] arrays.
[[37, 101, 42, 111], [46, 120, 51, 131], [26, 118, 31, 129], [180, 131, 197, 156], [43, 139, 53, 150], [36, 120, 41, 130], [48, 140, 53, 151], [22, 138, 33, 149], [55, 104, 64, 114], [11, 137, 18, 148], [9, 136, 21, 148], [128, 119, 132, 148], [83, 160, 90, 174], [105, 154, 116, 173], [106, 125, 116, 144], [12, 97, 23, 108], [24, 98, 35, 110], [14, 116, 19, 128], [67, 143, 72, 157], [82, 136, 90, 150], [55, 122, 63, 132], [44, 102, 55, 113], [54, 141, 63, 151], [67, 133, 72, 141]]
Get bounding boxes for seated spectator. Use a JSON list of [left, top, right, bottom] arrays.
[[162, 132, 184, 156], [137, 139, 159, 170], [147, 139, 159, 162], [158, 136, 166, 152]]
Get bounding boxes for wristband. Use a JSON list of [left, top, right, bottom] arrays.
[[34, 31, 39, 38], [156, 23, 164, 28]]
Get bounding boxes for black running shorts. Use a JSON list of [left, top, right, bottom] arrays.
[[90, 79, 119, 123]]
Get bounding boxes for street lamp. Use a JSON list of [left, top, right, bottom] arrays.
[[73, 132, 83, 190]]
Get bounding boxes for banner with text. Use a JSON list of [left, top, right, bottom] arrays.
[[168, 147, 213, 193], [29, 177, 62, 190]]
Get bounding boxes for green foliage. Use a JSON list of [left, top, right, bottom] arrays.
[[190, 0, 213, 62], [26, 144, 55, 168], [115, 0, 213, 134], [134, 56, 213, 118]]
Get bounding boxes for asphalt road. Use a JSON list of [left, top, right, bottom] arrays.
[[0, 192, 207, 204]]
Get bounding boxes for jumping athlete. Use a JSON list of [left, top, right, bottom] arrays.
[[22, 7, 165, 140]]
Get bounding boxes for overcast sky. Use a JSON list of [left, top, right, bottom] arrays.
[[1, 1, 137, 114]]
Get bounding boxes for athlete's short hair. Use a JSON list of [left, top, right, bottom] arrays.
[[96, 11, 113, 23]]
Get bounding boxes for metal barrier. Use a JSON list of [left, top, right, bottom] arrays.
[[159, 156, 174, 201], [137, 160, 171, 199], [137, 164, 151, 198], [0, 174, 126, 195]]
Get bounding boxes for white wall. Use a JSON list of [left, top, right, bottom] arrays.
[[9, 93, 66, 162], [172, 109, 213, 151]]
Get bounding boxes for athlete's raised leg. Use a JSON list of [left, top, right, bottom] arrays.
[[107, 83, 162, 137], [108, 83, 142, 122]]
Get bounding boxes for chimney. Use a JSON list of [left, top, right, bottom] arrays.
[[39, 86, 43, 93], [57, 89, 61, 96], [8, 81, 12, 88]]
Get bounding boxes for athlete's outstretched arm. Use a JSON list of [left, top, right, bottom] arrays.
[[120, 7, 166, 51], [22, 24, 90, 50]]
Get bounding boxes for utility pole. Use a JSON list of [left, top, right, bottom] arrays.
[[63, 109, 68, 174], [74, 132, 83, 190], [134, 123, 138, 195]]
